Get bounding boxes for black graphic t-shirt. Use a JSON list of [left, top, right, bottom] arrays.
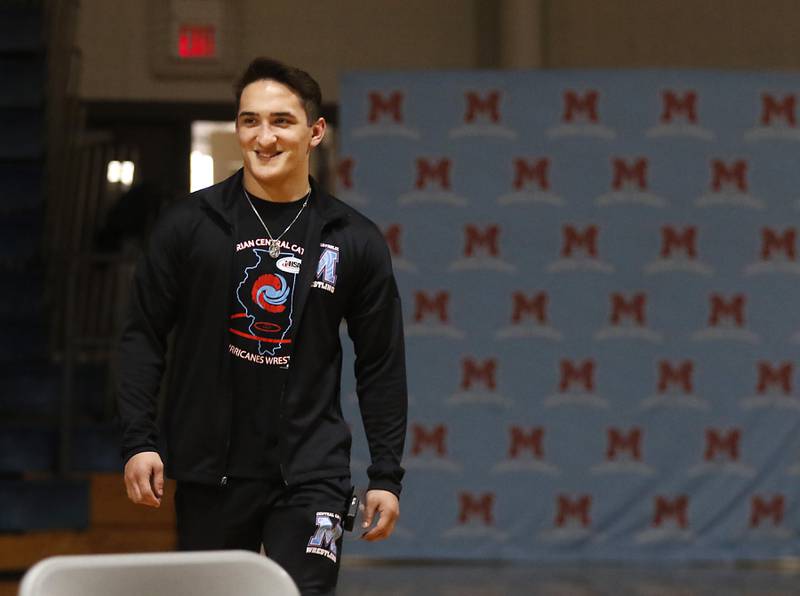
[[227, 189, 310, 479]]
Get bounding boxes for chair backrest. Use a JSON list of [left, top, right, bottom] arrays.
[[18, 550, 300, 596]]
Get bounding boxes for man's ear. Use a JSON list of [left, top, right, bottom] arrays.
[[309, 117, 327, 148]]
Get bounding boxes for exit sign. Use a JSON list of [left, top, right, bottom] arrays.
[[149, 0, 240, 77], [178, 24, 216, 58]]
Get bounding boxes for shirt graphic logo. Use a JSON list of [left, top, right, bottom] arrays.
[[252, 273, 289, 313], [312, 244, 339, 294], [306, 512, 342, 562], [231, 248, 299, 357]]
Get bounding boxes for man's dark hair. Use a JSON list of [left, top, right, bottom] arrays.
[[233, 57, 322, 124]]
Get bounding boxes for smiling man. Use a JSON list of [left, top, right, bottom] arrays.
[[117, 58, 407, 595]]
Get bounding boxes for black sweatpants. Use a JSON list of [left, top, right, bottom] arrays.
[[175, 476, 351, 596]]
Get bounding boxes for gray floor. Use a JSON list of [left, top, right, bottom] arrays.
[[337, 562, 800, 596]]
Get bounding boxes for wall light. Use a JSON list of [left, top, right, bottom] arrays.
[[107, 160, 121, 183], [120, 161, 135, 186], [107, 160, 135, 186]]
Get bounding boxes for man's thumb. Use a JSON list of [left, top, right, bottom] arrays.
[[362, 500, 376, 528], [154, 467, 164, 497]]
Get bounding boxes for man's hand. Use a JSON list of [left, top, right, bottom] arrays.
[[123, 451, 164, 508], [361, 489, 399, 541]]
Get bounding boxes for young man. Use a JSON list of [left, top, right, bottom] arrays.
[[117, 57, 407, 595]]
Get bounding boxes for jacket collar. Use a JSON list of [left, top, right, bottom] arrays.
[[200, 168, 348, 228]]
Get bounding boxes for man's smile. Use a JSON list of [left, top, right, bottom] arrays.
[[254, 149, 283, 161]]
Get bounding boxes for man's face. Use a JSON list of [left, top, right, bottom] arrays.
[[236, 79, 324, 189]]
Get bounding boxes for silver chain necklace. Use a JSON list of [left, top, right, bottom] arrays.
[[242, 187, 311, 258]]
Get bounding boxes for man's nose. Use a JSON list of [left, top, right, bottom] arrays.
[[256, 125, 277, 145]]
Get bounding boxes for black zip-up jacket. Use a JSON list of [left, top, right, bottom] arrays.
[[117, 170, 407, 495]]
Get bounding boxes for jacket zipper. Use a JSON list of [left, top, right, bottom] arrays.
[[274, 218, 335, 488]]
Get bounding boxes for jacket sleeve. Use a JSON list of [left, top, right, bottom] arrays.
[[345, 225, 408, 497], [116, 205, 184, 464]]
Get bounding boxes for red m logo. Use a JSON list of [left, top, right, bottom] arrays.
[[606, 427, 643, 461], [559, 359, 595, 392], [708, 294, 746, 327], [555, 494, 592, 527], [383, 224, 402, 257], [511, 292, 548, 324], [413, 291, 449, 324], [512, 158, 550, 191], [661, 90, 698, 124], [368, 91, 404, 123], [464, 225, 500, 258], [653, 496, 689, 528], [612, 158, 648, 191], [410, 424, 447, 457], [465, 91, 501, 123], [750, 495, 785, 527], [660, 226, 697, 259], [562, 225, 599, 258], [508, 426, 545, 459], [761, 228, 796, 260], [704, 428, 741, 462], [415, 158, 451, 190], [756, 361, 792, 395], [710, 160, 748, 192], [657, 361, 694, 394], [458, 492, 494, 525], [610, 293, 647, 326], [461, 358, 497, 391], [562, 90, 599, 123], [760, 93, 796, 127]]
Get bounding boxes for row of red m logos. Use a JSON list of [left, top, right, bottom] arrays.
[[340, 156, 783, 199], [448, 490, 788, 531], [411, 425, 769, 468], [426, 359, 797, 396], [407, 291, 788, 338], [384, 225, 799, 267], [356, 89, 800, 135]]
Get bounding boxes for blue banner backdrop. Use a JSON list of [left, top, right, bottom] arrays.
[[337, 71, 800, 560]]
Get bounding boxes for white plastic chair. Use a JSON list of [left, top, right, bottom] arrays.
[[18, 550, 300, 596]]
